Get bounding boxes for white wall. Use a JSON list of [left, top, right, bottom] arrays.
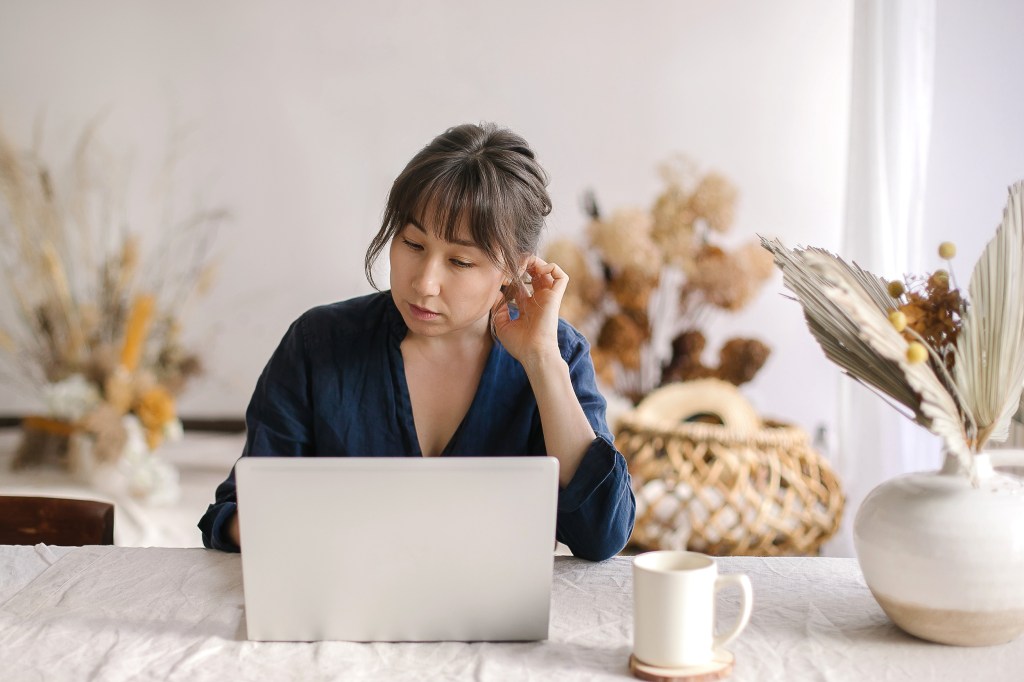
[[0, 1, 853, 436], [924, 1, 1024, 270]]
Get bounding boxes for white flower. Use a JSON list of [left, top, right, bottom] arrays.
[[163, 418, 185, 443], [117, 414, 181, 505], [120, 414, 149, 459], [43, 374, 101, 421]]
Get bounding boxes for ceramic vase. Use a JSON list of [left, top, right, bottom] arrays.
[[853, 451, 1024, 646]]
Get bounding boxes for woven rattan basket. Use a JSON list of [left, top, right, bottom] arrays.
[[616, 380, 844, 556]]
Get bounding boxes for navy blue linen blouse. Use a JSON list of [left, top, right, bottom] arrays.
[[198, 291, 635, 561]]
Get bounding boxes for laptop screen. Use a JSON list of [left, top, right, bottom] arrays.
[[236, 456, 559, 642]]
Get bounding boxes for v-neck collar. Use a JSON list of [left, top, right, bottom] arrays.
[[385, 294, 504, 457]]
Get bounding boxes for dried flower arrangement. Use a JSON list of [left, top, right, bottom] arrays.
[[762, 182, 1024, 475], [0, 120, 224, 494], [545, 157, 775, 402]]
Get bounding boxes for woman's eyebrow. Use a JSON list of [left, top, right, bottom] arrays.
[[407, 218, 480, 249]]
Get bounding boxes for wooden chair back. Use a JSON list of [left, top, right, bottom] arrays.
[[0, 495, 115, 546]]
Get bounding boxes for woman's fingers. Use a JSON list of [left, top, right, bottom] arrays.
[[525, 256, 568, 293]]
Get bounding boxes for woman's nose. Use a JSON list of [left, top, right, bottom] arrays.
[[412, 259, 442, 297]]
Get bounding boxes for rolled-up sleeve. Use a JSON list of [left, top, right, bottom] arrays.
[[553, 327, 636, 561], [198, 315, 315, 551]]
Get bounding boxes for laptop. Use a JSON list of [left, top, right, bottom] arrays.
[[235, 456, 559, 642]]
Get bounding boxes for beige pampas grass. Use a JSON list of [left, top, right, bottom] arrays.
[[0, 119, 225, 467], [120, 294, 156, 373], [0, 328, 15, 353]]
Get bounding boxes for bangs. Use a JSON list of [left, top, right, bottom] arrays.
[[401, 159, 518, 271], [365, 122, 549, 290]]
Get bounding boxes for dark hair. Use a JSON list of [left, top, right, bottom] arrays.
[[364, 122, 552, 289]]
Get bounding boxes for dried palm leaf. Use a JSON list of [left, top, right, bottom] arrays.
[[815, 257, 973, 470], [762, 237, 976, 469], [953, 182, 1024, 448], [762, 238, 920, 414], [762, 180, 1024, 474]]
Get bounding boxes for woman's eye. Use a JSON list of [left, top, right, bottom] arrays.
[[402, 239, 423, 251], [450, 259, 474, 269]]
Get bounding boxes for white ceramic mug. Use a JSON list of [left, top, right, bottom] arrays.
[[633, 550, 753, 668]]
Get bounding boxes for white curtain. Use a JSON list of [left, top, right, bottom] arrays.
[[828, 0, 937, 557]]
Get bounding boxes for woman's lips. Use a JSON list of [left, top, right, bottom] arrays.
[[408, 303, 440, 321]]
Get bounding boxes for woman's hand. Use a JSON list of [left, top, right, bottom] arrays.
[[493, 256, 596, 487], [228, 510, 241, 547], [491, 256, 568, 371]]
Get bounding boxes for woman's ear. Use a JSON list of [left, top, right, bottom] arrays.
[[516, 254, 531, 279], [500, 255, 531, 295]]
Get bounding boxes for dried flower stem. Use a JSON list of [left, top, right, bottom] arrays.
[[120, 294, 156, 372]]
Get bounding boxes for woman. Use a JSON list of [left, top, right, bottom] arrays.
[[199, 122, 635, 561]]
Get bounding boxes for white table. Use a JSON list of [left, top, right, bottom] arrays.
[[0, 429, 244, 547], [0, 430, 587, 555], [2, 546, 1022, 681]]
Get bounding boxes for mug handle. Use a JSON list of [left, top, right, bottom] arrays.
[[712, 573, 753, 651]]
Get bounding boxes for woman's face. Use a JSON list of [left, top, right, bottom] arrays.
[[389, 212, 507, 341]]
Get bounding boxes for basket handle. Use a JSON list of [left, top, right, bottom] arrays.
[[630, 379, 762, 433]]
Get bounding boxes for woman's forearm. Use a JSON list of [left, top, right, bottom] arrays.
[[522, 351, 596, 487]]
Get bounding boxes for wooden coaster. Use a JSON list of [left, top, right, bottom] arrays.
[[629, 650, 734, 682]]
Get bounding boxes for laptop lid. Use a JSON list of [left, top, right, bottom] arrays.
[[235, 456, 559, 642]]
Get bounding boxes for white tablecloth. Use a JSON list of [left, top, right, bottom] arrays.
[[0, 429, 245, 547], [1, 547, 1022, 681]]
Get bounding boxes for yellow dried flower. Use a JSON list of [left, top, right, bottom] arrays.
[[906, 342, 929, 364], [135, 386, 177, 450], [120, 294, 156, 372], [888, 310, 908, 332], [938, 242, 957, 259], [136, 386, 175, 427], [898, 272, 962, 368], [888, 280, 906, 298]]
